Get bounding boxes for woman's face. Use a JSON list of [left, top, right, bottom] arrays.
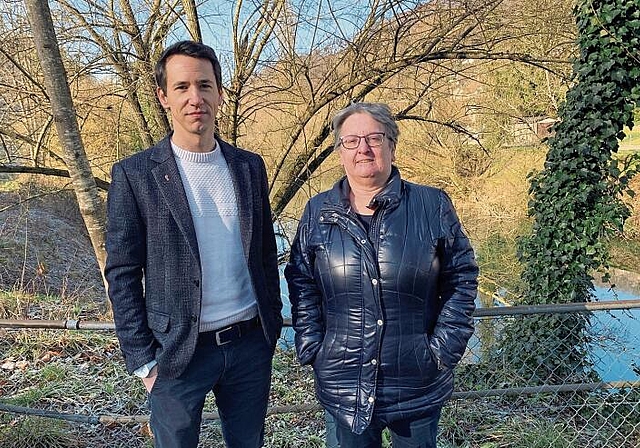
[[337, 112, 395, 188]]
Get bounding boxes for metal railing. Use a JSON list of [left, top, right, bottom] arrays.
[[443, 299, 640, 448]]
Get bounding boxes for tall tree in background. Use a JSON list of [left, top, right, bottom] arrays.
[[0, 0, 578, 297], [182, 0, 203, 42], [220, 0, 285, 145], [495, 0, 640, 385], [0, 9, 62, 168], [3, 0, 575, 212], [23, 0, 108, 305], [54, 0, 182, 146], [0, 0, 572, 210], [521, 0, 640, 305]]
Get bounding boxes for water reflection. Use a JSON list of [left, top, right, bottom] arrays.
[[590, 285, 640, 381]]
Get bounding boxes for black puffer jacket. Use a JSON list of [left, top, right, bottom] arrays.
[[285, 167, 478, 434]]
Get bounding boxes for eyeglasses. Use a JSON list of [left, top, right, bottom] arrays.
[[339, 132, 386, 150]]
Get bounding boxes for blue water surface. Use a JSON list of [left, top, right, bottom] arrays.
[[590, 286, 640, 381]]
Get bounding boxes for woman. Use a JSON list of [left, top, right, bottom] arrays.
[[285, 102, 478, 447]]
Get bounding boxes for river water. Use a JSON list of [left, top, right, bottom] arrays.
[[590, 285, 640, 381]]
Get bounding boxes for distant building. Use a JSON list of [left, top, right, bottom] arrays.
[[511, 116, 559, 146]]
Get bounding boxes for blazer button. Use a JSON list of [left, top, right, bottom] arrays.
[[193, 279, 200, 287], [191, 315, 198, 322]]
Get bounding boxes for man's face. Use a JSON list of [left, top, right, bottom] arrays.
[[157, 54, 222, 143]]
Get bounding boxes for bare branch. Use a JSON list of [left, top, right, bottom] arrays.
[[0, 164, 109, 191]]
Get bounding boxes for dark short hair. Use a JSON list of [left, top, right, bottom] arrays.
[[155, 40, 223, 94], [331, 102, 400, 149]]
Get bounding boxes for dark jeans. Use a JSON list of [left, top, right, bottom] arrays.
[[148, 325, 274, 448], [335, 406, 442, 448], [325, 410, 340, 448]]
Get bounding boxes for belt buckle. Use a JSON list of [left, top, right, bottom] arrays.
[[215, 325, 238, 346]]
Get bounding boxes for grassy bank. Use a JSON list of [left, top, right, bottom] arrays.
[[2, 291, 638, 447], [0, 294, 325, 447]]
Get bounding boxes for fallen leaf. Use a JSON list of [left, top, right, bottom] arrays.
[[1, 361, 15, 370], [15, 360, 29, 370]]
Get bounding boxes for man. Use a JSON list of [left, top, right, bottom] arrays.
[[104, 40, 283, 448]]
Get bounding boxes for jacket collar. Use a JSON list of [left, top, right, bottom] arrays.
[[148, 133, 254, 263], [149, 134, 174, 163], [149, 133, 199, 265], [326, 166, 403, 211]]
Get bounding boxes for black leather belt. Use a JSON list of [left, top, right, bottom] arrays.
[[209, 316, 260, 346]]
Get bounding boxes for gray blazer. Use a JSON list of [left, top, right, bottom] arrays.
[[104, 135, 283, 378]]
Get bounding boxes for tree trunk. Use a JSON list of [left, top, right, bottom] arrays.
[[24, 0, 109, 310], [182, 0, 202, 42]]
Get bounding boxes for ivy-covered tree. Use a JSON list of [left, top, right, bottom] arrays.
[[497, 0, 640, 385], [520, 0, 640, 306]]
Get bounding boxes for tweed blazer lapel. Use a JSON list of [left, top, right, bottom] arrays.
[[149, 137, 200, 265], [219, 139, 254, 261]]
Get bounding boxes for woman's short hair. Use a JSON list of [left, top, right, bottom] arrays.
[[331, 102, 400, 149]]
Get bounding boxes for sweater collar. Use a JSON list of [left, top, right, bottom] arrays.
[[171, 139, 220, 164]]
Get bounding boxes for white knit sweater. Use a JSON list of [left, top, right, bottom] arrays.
[[172, 141, 258, 332]]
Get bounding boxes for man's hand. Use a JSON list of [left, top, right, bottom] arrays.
[[141, 365, 158, 392]]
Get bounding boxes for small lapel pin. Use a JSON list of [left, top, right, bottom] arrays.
[[164, 174, 170, 181]]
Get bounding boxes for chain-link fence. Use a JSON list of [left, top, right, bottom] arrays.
[[1, 300, 639, 447], [439, 300, 640, 448]]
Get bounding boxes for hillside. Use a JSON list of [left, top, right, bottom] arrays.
[[0, 185, 104, 313]]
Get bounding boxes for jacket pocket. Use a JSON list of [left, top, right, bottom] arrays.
[[417, 334, 440, 378], [147, 310, 170, 333], [311, 334, 329, 369]]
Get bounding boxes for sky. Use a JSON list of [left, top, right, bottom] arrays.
[[191, 0, 397, 81]]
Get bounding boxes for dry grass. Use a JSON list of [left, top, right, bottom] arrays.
[[0, 318, 325, 447], [0, 177, 104, 308]]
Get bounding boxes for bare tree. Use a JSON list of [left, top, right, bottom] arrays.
[[23, 0, 108, 306], [214, 0, 575, 216], [0, 9, 60, 167], [0, 2, 147, 172], [2, 0, 576, 234], [52, 0, 185, 145], [218, 0, 286, 145]]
